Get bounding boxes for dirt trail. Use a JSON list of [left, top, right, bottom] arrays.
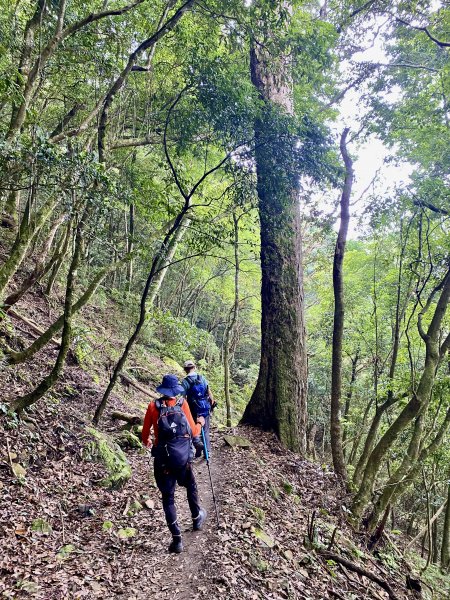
[[146, 441, 221, 600], [1, 402, 414, 600]]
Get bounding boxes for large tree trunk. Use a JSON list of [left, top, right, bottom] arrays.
[[330, 128, 353, 481], [240, 11, 307, 453]]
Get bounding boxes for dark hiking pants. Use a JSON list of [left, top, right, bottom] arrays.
[[154, 460, 201, 537]]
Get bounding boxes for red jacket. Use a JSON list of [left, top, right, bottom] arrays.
[[141, 397, 201, 447]]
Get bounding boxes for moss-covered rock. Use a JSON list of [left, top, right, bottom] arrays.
[[85, 427, 131, 490], [223, 435, 252, 448], [116, 430, 143, 450]]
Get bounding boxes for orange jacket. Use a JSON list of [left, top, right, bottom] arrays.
[[141, 397, 201, 447]]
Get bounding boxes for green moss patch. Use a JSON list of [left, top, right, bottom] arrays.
[[85, 427, 131, 489]]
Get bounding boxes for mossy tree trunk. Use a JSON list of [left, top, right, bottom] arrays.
[[240, 22, 307, 453], [369, 406, 450, 531], [3, 214, 65, 310]]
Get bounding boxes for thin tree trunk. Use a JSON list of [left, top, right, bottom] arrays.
[[351, 268, 450, 521], [423, 469, 433, 572], [45, 221, 71, 295], [7, 0, 147, 141], [0, 192, 57, 303], [367, 413, 425, 530], [330, 128, 353, 481], [147, 215, 190, 305], [352, 228, 409, 484], [342, 352, 358, 457], [407, 499, 447, 550], [126, 203, 135, 292], [6, 0, 46, 142], [11, 211, 84, 413], [441, 477, 450, 572], [97, 0, 196, 161], [241, 9, 307, 453], [372, 406, 450, 530], [93, 205, 190, 424], [224, 212, 240, 428], [6, 253, 131, 365], [3, 215, 65, 309]]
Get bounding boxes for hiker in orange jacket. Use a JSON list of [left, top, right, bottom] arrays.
[[142, 374, 207, 553]]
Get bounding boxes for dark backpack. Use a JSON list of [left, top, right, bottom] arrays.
[[155, 398, 192, 469], [185, 375, 210, 418]]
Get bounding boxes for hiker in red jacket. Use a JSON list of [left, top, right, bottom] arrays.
[[142, 374, 207, 553]]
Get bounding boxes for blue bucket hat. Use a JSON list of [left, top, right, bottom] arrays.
[[156, 374, 185, 397]]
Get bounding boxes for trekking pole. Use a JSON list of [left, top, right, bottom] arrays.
[[201, 426, 220, 528]]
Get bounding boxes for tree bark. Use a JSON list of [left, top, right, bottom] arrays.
[[441, 477, 450, 572], [5, 254, 131, 365], [0, 192, 57, 303], [240, 10, 307, 453], [224, 212, 240, 427], [3, 215, 65, 310], [330, 128, 353, 481], [11, 211, 84, 413]]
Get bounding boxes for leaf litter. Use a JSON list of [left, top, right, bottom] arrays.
[[0, 289, 418, 599]]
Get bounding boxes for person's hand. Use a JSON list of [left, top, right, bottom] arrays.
[[145, 439, 152, 449], [197, 416, 205, 427]]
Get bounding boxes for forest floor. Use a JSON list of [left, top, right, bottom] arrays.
[[0, 284, 444, 599]]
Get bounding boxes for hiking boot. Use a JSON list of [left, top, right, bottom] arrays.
[[193, 508, 207, 531], [168, 535, 183, 553]]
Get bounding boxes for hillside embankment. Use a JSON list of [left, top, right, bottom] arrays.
[[0, 284, 444, 600]]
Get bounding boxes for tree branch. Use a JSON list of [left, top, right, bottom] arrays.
[[396, 17, 450, 48]]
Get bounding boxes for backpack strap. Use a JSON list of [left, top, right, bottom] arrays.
[[156, 397, 183, 410], [186, 374, 202, 389]]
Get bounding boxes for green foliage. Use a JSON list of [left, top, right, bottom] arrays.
[[144, 308, 220, 366]]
